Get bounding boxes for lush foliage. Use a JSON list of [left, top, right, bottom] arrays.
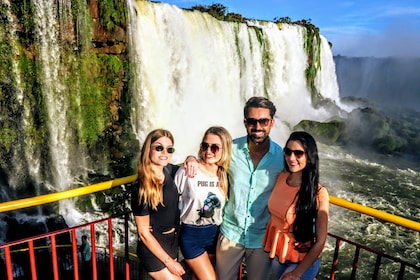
[[191, 3, 245, 22], [98, 0, 127, 31], [295, 119, 347, 144], [297, 107, 420, 156]]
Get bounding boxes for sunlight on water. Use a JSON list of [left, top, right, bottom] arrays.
[[318, 143, 420, 278]]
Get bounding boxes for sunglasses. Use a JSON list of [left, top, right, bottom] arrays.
[[245, 118, 271, 127], [284, 148, 305, 158], [200, 142, 221, 154], [152, 145, 175, 154]]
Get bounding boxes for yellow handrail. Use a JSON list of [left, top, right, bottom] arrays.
[[0, 174, 419, 232], [0, 174, 138, 213], [329, 196, 420, 232]]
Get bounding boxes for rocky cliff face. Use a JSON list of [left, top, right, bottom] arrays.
[[0, 0, 135, 243], [0, 0, 140, 213], [88, 0, 127, 54]]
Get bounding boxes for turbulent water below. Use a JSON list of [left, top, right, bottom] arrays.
[[317, 143, 419, 279]]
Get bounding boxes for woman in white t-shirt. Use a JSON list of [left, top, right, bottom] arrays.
[[175, 126, 232, 280]]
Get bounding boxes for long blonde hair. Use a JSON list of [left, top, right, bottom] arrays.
[[197, 126, 232, 198], [137, 129, 174, 210]]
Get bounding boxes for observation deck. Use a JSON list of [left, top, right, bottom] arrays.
[[0, 175, 419, 279]]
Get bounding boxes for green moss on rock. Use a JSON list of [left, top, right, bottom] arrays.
[[294, 119, 347, 144]]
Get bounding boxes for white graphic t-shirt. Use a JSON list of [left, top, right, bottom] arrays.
[[175, 167, 226, 226]]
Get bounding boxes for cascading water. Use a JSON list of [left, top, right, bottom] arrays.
[[127, 2, 419, 278], [1, 0, 418, 277], [128, 0, 341, 163], [31, 0, 87, 225], [33, 0, 71, 192], [1, 0, 38, 197]]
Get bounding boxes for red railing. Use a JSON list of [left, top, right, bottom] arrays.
[[0, 174, 419, 279], [327, 232, 419, 280], [0, 212, 138, 280], [1, 211, 419, 279]]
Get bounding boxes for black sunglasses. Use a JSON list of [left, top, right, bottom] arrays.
[[245, 118, 271, 127], [284, 147, 305, 158], [152, 145, 175, 154], [200, 142, 221, 154]]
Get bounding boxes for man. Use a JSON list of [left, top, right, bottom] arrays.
[[186, 96, 284, 279], [79, 235, 92, 280], [216, 96, 284, 279]]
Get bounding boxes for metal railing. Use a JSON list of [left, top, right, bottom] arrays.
[[0, 213, 136, 280], [0, 175, 419, 279]]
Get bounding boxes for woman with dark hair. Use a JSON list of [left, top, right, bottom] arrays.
[[263, 131, 329, 280], [131, 129, 185, 279]]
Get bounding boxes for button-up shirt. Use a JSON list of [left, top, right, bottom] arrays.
[[220, 136, 284, 248]]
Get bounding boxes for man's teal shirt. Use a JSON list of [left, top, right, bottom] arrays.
[[220, 136, 284, 248]]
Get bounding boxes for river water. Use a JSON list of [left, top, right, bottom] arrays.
[[317, 143, 419, 279], [1, 1, 418, 278], [126, 2, 420, 278]]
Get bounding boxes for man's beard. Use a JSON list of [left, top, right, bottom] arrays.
[[248, 131, 269, 145]]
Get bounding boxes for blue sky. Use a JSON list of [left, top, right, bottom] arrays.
[[159, 0, 420, 57]]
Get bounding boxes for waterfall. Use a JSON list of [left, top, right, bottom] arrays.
[[2, 0, 340, 230], [33, 0, 71, 191], [128, 1, 340, 162], [1, 0, 44, 202]]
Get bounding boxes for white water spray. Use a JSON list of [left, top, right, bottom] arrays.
[[32, 0, 83, 224], [128, 1, 340, 161], [33, 0, 70, 190], [2, 0, 43, 197]]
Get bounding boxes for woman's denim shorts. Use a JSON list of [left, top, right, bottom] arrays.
[[179, 223, 219, 259]]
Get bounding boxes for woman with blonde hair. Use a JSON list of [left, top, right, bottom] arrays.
[[175, 126, 232, 280], [131, 129, 185, 279]]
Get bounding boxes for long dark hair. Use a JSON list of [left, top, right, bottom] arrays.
[[284, 131, 319, 243]]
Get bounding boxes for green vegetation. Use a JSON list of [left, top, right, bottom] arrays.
[[191, 3, 245, 23], [0, 128, 16, 151], [71, 0, 93, 52], [0, 40, 13, 84], [295, 119, 347, 145], [19, 53, 47, 147], [65, 53, 124, 148], [98, 0, 127, 31], [340, 108, 419, 155], [274, 18, 323, 106], [303, 21, 323, 106], [190, 4, 324, 107], [9, 0, 35, 45], [294, 107, 420, 156]]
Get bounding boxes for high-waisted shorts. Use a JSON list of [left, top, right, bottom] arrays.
[[137, 229, 178, 272], [180, 223, 219, 259]]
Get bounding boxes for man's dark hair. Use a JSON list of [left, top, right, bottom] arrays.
[[243, 96, 276, 118]]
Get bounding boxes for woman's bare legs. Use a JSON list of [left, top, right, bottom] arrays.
[[149, 267, 183, 280], [186, 252, 217, 280]]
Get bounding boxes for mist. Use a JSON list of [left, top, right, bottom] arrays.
[[331, 19, 420, 58], [334, 56, 420, 112]]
